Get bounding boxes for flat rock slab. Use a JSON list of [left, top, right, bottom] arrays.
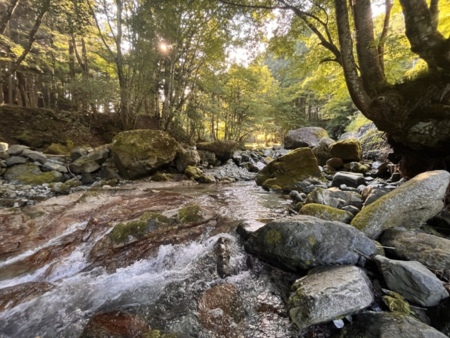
[[289, 266, 373, 329]]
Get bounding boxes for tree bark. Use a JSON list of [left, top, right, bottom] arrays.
[[334, 0, 371, 114], [399, 0, 450, 72]]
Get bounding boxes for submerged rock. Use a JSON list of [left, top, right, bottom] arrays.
[[289, 265, 373, 329], [244, 215, 376, 272], [351, 170, 450, 239]]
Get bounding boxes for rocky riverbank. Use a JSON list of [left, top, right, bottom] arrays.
[[1, 125, 450, 337]]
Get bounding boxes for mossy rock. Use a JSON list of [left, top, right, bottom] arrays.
[[178, 204, 203, 223], [300, 203, 354, 223], [330, 139, 362, 162], [109, 212, 172, 244], [4, 163, 63, 185], [111, 129, 181, 179], [184, 165, 203, 181], [196, 140, 240, 161], [255, 147, 324, 192]]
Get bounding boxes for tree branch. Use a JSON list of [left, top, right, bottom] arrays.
[[378, 0, 393, 73]]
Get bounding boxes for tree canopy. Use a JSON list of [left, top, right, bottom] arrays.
[[1, 0, 450, 164]]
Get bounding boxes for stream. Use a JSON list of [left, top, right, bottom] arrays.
[[0, 182, 301, 338]]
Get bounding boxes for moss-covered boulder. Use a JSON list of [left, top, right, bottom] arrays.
[[329, 139, 362, 162], [196, 140, 240, 162], [255, 147, 324, 192], [284, 127, 329, 149], [351, 170, 450, 239], [3, 163, 63, 185], [244, 215, 376, 272], [185, 165, 203, 181], [111, 130, 181, 179], [300, 203, 354, 223]]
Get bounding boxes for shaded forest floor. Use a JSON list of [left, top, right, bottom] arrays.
[[0, 105, 159, 152]]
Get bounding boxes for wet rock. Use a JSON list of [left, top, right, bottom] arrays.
[[4, 163, 63, 185], [185, 165, 203, 181], [331, 171, 365, 188], [305, 187, 363, 209], [288, 266, 373, 329], [338, 311, 448, 338], [244, 215, 376, 272], [284, 127, 329, 149], [204, 159, 255, 181], [196, 140, 240, 162], [375, 255, 449, 307], [255, 147, 323, 192], [0, 282, 54, 312], [299, 203, 354, 223], [80, 310, 151, 338], [380, 228, 450, 280], [214, 237, 232, 278], [111, 130, 181, 179], [198, 283, 244, 335], [351, 170, 450, 239]]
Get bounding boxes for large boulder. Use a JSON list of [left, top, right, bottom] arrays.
[[329, 139, 362, 162], [284, 127, 329, 149], [111, 130, 181, 179], [176, 148, 201, 172], [338, 311, 448, 338], [374, 255, 449, 307], [289, 266, 374, 329], [351, 170, 450, 239], [255, 147, 323, 191], [244, 215, 376, 272], [312, 137, 335, 165], [196, 140, 240, 162], [380, 228, 450, 280]]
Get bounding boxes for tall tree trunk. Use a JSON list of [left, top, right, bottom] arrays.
[[0, 0, 20, 35]]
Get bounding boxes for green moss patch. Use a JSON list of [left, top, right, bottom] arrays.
[[178, 204, 203, 223]]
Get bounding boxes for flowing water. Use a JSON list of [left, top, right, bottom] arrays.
[[0, 182, 300, 338]]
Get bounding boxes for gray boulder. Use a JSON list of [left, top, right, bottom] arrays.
[[331, 171, 365, 188], [196, 140, 240, 162], [111, 130, 181, 179], [375, 255, 449, 307], [244, 215, 376, 272], [312, 137, 335, 165], [4, 163, 62, 185], [338, 311, 448, 338], [21, 149, 47, 165], [284, 127, 328, 149], [5, 156, 27, 166], [289, 266, 373, 329], [7, 144, 29, 156], [351, 170, 450, 239], [380, 228, 450, 280], [69, 157, 101, 174]]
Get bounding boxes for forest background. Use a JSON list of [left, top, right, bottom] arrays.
[[1, 0, 449, 146]]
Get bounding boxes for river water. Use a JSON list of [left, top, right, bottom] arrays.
[[0, 182, 301, 338]]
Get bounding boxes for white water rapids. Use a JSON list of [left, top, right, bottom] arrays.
[[0, 182, 294, 338]]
